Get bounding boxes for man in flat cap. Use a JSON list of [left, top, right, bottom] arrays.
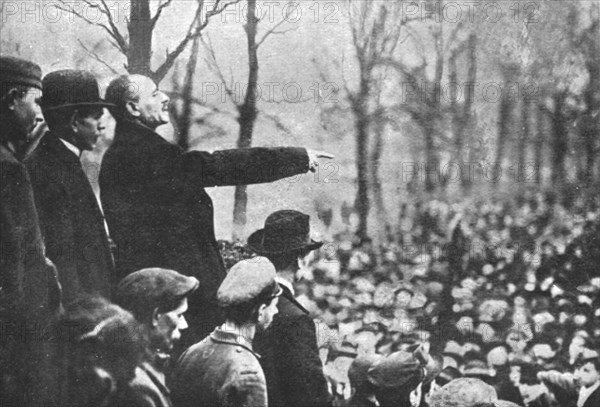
[[367, 351, 426, 407], [26, 69, 115, 304], [116, 267, 199, 407], [249, 209, 332, 407], [100, 74, 332, 346], [343, 354, 384, 407], [171, 257, 282, 407], [0, 55, 61, 406]]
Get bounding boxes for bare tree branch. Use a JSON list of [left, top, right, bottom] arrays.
[[151, 0, 174, 29], [152, 0, 242, 82], [77, 39, 119, 74], [200, 34, 238, 106], [55, 0, 128, 54]]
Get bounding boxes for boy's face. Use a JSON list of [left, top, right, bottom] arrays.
[[574, 361, 600, 388]]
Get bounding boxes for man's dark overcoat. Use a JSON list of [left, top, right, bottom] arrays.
[[26, 132, 114, 304], [254, 284, 331, 407], [1, 137, 60, 406], [99, 120, 309, 342]]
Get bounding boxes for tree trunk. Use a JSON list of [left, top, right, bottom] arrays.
[[535, 104, 545, 185], [370, 116, 389, 246], [550, 91, 568, 190], [177, 35, 201, 151], [353, 71, 371, 240], [518, 100, 530, 184], [496, 91, 512, 175], [462, 33, 477, 190], [128, 0, 153, 76], [232, 0, 259, 241]]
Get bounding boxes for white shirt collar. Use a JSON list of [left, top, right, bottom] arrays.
[[578, 381, 600, 407], [59, 138, 81, 157], [275, 276, 295, 297]]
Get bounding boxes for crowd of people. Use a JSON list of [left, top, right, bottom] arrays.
[[2, 54, 600, 407]]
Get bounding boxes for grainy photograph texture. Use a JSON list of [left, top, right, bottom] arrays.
[[1, 1, 600, 406]]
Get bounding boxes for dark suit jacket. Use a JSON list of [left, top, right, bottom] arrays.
[[26, 133, 114, 304], [254, 284, 331, 407], [582, 385, 600, 407], [99, 120, 309, 342]]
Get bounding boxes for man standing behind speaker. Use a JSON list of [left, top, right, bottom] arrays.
[[249, 210, 332, 407]]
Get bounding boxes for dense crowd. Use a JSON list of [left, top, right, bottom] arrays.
[[276, 195, 600, 407], [2, 55, 600, 407]]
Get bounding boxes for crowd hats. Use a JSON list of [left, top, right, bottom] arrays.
[[116, 267, 199, 319], [217, 257, 282, 306], [40, 69, 114, 112], [367, 350, 425, 390], [247, 210, 323, 255], [0, 55, 42, 89]]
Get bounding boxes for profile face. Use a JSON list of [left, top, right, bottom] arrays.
[[574, 361, 600, 388], [10, 87, 43, 136], [73, 107, 106, 151], [154, 297, 189, 352], [129, 75, 170, 129]]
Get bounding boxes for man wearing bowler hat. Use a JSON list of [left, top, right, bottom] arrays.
[[249, 209, 333, 407], [116, 268, 199, 407], [0, 55, 61, 406], [100, 74, 333, 346], [26, 70, 115, 304], [171, 257, 282, 407]]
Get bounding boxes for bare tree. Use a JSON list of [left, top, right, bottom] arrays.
[[56, 0, 239, 83], [345, 0, 404, 238], [202, 1, 296, 240]]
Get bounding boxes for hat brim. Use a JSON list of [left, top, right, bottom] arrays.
[[42, 100, 116, 112], [247, 229, 323, 255]]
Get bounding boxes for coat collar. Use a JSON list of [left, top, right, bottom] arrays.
[[115, 119, 173, 148], [279, 282, 310, 315], [139, 361, 170, 396], [210, 327, 260, 358]]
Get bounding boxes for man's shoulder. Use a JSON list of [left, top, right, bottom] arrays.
[[585, 385, 600, 406]]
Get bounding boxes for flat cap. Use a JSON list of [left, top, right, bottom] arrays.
[[217, 257, 281, 307], [116, 268, 199, 317], [348, 354, 384, 390], [367, 351, 424, 389], [0, 56, 42, 89]]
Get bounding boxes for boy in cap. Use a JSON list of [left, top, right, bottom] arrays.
[[171, 257, 282, 407], [116, 268, 199, 407], [26, 69, 115, 304], [573, 351, 600, 407], [250, 210, 332, 407], [367, 350, 426, 407], [0, 55, 61, 406], [343, 354, 384, 407]]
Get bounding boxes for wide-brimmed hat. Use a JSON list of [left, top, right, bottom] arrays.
[[247, 210, 323, 255], [40, 69, 114, 112]]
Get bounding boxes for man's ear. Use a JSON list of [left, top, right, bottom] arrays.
[[125, 100, 140, 117], [70, 110, 80, 132], [151, 308, 161, 327], [256, 303, 267, 324]]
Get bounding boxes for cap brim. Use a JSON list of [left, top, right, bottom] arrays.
[[247, 229, 323, 255], [42, 100, 116, 112]]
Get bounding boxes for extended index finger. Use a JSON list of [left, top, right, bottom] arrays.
[[316, 151, 334, 159]]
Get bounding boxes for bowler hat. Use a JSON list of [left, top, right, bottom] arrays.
[[247, 210, 323, 255], [116, 268, 199, 319], [40, 69, 114, 112], [217, 257, 282, 307], [0, 56, 42, 89]]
